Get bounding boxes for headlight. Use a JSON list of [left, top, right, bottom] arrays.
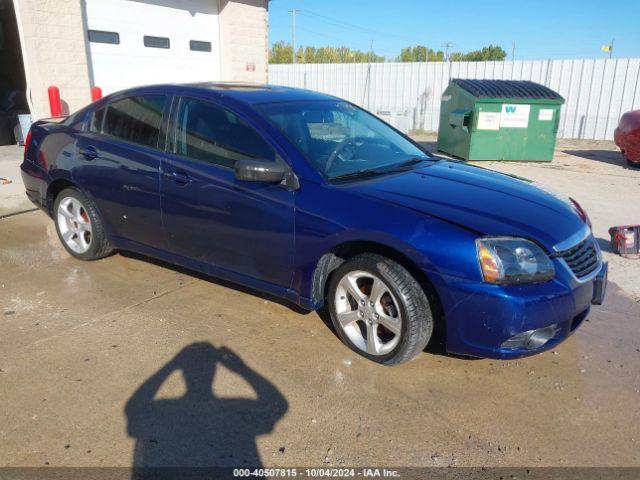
[[476, 237, 555, 284]]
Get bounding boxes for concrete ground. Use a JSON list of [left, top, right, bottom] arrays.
[[1, 140, 639, 469], [0, 146, 34, 217]]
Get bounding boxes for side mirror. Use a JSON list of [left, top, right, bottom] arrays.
[[234, 158, 286, 184]]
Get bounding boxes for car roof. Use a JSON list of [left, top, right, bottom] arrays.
[[118, 82, 338, 105]]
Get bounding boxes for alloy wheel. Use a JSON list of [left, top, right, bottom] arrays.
[[57, 197, 93, 254], [334, 270, 402, 355]]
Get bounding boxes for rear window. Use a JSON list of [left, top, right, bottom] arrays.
[[102, 95, 166, 149]]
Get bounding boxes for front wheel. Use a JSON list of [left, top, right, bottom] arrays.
[[327, 253, 433, 365], [54, 187, 114, 260]]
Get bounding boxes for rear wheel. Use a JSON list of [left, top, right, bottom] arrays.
[[54, 187, 114, 260], [327, 253, 433, 365]]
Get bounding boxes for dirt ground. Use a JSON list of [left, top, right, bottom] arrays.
[[0, 139, 639, 469]]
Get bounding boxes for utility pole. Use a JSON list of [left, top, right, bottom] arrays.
[[290, 4, 299, 64], [442, 42, 453, 61], [511, 41, 516, 61], [609, 38, 614, 59]]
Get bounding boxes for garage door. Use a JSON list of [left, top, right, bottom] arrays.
[[85, 0, 221, 95]]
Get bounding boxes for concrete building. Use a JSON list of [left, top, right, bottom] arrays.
[[0, 0, 269, 144]]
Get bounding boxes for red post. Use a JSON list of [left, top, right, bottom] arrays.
[[91, 86, 102, 102], [48, 86, 62, 117]]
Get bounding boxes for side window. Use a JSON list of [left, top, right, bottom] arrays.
[[89, 107, 105, 133], [103, 95, 166, 149], [175, 98, 275, 168]]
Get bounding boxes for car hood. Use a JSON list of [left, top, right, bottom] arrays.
[[346, 160, 586, 250]]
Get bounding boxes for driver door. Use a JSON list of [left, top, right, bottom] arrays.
[[160, 97, 295, 289]]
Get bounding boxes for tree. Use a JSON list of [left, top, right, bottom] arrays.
[[449, 45, 507, 61], [398, 45, 444, 62], [397, 44, 507, 62], [269, 41, 293, 64], [269, 42, 507, 64], [303, 46, 317, 64], [269, 42, 385, 64], [399, 46, 425, 62]]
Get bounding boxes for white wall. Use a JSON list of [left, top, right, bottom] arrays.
[[269, 59, 640, 140], [13, 0, 92, 119], [12, 0, 269, 120], [218, 0, 269, 83], [85, 0, 222, 95]]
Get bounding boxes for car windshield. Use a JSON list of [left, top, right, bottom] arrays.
[[258, 100, 432, 179]]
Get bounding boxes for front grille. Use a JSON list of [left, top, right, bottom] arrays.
[[554, 236, 600, 279]]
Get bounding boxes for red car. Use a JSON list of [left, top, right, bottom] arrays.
[[614, 109, 640, 167]]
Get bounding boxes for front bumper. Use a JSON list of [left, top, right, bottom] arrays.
[[435, 261, 608, 359]]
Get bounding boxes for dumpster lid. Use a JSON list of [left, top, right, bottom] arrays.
[[452, 79, 564, 101]]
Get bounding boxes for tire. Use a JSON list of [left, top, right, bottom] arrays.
[[327, 253, 433, 365], [627, 159, 640, 168], [53, 187, 114, 261]]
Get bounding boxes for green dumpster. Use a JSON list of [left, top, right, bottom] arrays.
[[437, 79, 564, 161]]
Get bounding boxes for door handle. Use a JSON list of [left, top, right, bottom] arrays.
[[165, 170, 192, 186], [78, 146, 98, 160]]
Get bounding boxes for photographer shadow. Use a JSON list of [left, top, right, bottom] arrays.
[[125, 342, 288, 475]]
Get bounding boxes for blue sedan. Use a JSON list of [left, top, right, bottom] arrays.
[[21, 83, 607, 365]]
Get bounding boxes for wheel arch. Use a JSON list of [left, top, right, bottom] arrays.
[[46, 178, 78, 217], [311, 240, 445, 331]]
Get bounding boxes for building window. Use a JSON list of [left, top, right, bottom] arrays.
[[143, 36, 170, 49], [190, 40, 212, 52], [88, 30, 120, 45]]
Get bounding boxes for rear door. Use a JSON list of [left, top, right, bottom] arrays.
[[160, 96, 295, 288], [73, 94, 168, 249]]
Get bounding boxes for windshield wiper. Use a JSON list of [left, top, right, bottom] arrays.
[[330, 169, 391, 182], [397, 156, 431, 167], [331, 165, 416, 182], [330, 156, 435, 182]]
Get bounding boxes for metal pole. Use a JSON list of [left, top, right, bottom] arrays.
[[291, 7, 297, 64], [609, 38, 614, 59], [442, 42, 453, 62]]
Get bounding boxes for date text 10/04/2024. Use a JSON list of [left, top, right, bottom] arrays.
[[233, 468, 401, 478]]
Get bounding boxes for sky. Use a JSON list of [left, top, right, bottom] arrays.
[[268, 0, 640, 60]]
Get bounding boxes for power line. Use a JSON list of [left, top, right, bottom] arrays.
[[298, 9, 429, 45], [297, 26, 370, 50]]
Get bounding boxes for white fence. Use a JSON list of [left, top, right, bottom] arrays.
[[269, 59, 640, 140]]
